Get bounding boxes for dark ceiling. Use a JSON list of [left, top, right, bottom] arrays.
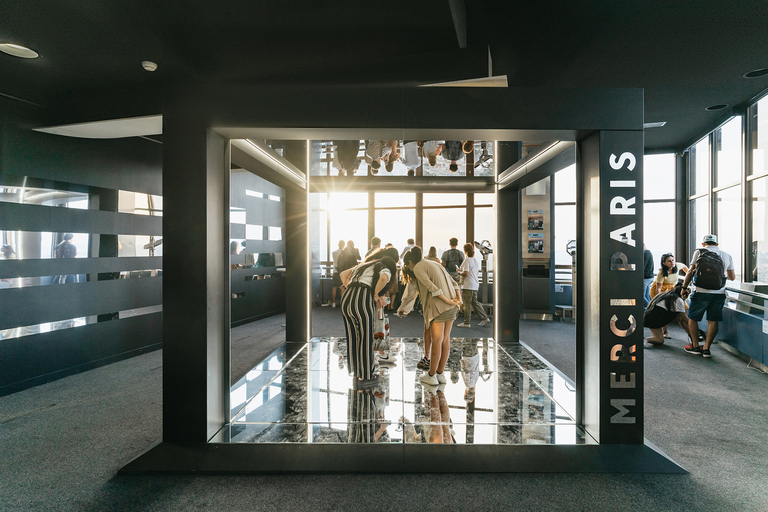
[[1, 0, 766, 151]]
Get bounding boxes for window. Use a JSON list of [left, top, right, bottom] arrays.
[[749, 95, 768, 177], [715, 186, 742, 281], [690, 137, 710, 196], [715, 116, 743, 187]]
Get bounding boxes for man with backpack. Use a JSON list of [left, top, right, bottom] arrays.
[[441, 237, 465, 284], [681, 234, 735, 358]]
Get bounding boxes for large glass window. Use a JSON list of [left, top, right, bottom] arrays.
[[690, 137, 710, 196], [644, 202, 676, 266], [715, 186, 742, 281], [749, 95, 768, 177], [474, 193, 495, 272], [328, 192, 368, 255], [715, 117, 743, 188], [691, 196, 710, 254], [423, 194, 466, 260], [751, 176, 768, 282], [644, 154, 676, 201]]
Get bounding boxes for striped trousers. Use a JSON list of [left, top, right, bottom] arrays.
[[341, 285, 376, 380]]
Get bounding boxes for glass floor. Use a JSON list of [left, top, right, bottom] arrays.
[[219, 337, 594, 445]]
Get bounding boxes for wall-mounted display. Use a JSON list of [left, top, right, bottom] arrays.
[[528, 209, 544, 230], [528, 233, 544, 253]]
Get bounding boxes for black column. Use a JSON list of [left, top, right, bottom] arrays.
[[496, 142, 522, 342], [578, 130, 644, 444], [163, 116, 230, 442], [283, 142, 309, 343]]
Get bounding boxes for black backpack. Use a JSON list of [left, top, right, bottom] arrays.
[[693, 249, 725, 290]]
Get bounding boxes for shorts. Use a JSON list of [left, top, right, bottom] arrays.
[[431, 306, 459, 325], [687, 292, 727, 322], [332, 272, 342, 287]]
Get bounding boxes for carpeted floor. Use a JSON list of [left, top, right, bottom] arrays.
[[1, 308, 767, 511]]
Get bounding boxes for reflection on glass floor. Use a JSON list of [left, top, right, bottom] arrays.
[[221, 337, 593, 445]]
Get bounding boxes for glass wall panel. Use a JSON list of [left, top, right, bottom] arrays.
[[715, 116, 743, 188], [0, 186, 88, 207], [751, 176, 768, 282], [423, 207, 466, 263], [554, 205, 576, 267], [644, 202, 676, 266], [749, 95, 768, 177], [554, 164, 576, 204], [644, 154, 676, 201], [690, 137, 710, 196], [475, 193, 495, 207], [691, 196, 710, 253], [715, 186, 742, 281]]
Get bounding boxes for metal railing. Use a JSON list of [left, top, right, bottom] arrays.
[[724, 286, 768, 314]]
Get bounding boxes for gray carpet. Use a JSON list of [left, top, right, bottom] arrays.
[[1, 309, 767, 511]]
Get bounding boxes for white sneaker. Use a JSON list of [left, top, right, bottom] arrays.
[[457, 323, 471, 328], [436, 372, 446, 384], [332, 303, 336, 308], [419, 372, 439, 386], [478, 318, 490, 326]]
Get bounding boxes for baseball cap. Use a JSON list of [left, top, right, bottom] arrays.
[[702, 234, 718, 244]]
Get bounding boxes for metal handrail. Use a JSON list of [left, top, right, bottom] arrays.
[[724, 286, 768, 300]]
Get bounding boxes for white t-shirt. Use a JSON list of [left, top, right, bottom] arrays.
[[459, 256, 480, 291], [689, 246, 734, 294], [351, 263, 391, 289], [332, 248, 343, 269], [402, 141, 420, 169]]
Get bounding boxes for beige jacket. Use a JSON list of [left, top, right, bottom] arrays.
[[398, 259, 460, 327]]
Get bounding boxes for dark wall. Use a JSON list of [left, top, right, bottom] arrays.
[[0, 108, 163, 396], [229, 170, 287, 325]]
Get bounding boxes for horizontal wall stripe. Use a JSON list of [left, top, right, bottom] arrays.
[[0, 256, 163, 279], [0, 277, 162, 330], [231, 273, 285, 294], [0, 202, 162, 235], [0, 312, 162, 393]]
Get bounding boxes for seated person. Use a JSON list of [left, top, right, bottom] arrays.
[[644, 284, 692, 345]]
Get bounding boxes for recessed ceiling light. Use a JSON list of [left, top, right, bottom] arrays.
[[643, 121, 667, 129], [705, 104, 729, 112], [0, 43, 39, 59], [744, 68, 768, 79], [141, 61, 157, 72]]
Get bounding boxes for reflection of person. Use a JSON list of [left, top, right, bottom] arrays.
[[401, 141, 421, 174], [682, 234, 736, 358], [645, 284, 692, 345], [441, 237, 465, 283], [333, 140, 361, 176], [398, 246, 462, 387], [331, 240, 346, 308], [365, 140, 391, 172], [54, 233, 77, 284], [1, 244, 16, 259], [422, 140, 443, 167], [441, 141, 465, 173], [461, 339, 480, 404], [229, 240, 240, 270], [423, 389, 455, 443], [348, 389, 390, 443], [457, 243, 490, 327], [340, 255, 396, 385]]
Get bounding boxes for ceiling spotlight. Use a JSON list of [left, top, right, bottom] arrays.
[[705, 104, 729, 112], [744, 68, 768, 79], [643, 121, 667, 129], [141, 61, 157, 72], [0, 43, 39, 59]]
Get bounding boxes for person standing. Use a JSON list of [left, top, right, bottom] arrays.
[[456, 243, 490, 327], [643, 244, 654, 307], [54, 233, 78, 284], [398, 246, 462, 387], [681, 234, 735, 358], [365, 236, 381, 259], [400, 238, 415, 261], [441, 237, 465, 284], [331, 240, 346, 308]]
